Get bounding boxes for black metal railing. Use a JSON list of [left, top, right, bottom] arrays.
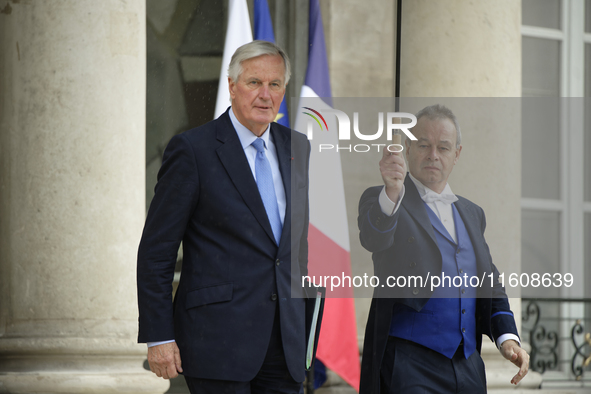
[[522, 298, 591, 382]]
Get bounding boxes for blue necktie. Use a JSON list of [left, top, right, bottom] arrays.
[[252, 138, 282, 245]]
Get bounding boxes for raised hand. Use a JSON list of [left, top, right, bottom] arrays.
[[379, 143, 407, 202]]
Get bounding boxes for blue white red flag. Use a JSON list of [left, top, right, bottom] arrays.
[[253, 0, 290, 127]]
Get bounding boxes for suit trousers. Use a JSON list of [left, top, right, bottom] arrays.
[[184, 306, 303, 394], [380, 336, 487, 394]]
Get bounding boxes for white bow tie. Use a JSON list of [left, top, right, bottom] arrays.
[[422, 191, 458, 205]]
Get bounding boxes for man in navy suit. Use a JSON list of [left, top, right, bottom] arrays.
[[358, 105, 529, 393], [137, 41, 311, 393]]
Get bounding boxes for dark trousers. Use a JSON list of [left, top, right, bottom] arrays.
[[380, 337, 487, 394], [184, 308, 303, 394]]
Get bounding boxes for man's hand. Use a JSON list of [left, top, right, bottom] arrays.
[[500, 340, 529, 385], [147, 342, 183, 379], [380, 144, 407, 202]]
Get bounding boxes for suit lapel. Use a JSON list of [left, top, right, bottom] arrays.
[[215, 112, 276, 244], [454, 199, 492, 297], [401, 175, 438, 247], [271, 125, 291, 252]]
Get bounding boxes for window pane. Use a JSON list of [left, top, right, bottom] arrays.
[[586, 46, 591, 201], [146, 0, 225, 207], [522, 99, 561, 200], [586, 97, 591, 202], [522, 37, 561, 97], [586, 0, 591, 33], [587, 44, 591, 98], [523, 0, 561, 29], [522, 210, 561, 298]]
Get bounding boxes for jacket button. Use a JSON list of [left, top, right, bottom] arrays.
[[412, 289, 419, 295], [408, 237, 415, 243], [271, 294, 278, 301], [276, 259, 281, 266], [409, 261, 416, 267], [462, 328, 466, 333], [462, 309, 466, 314]]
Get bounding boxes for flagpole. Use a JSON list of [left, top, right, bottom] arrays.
[[395, 0, 402, 112], [306, 366, 315, 393]]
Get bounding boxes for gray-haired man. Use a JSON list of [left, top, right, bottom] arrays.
[[137, 40, 311, 393]]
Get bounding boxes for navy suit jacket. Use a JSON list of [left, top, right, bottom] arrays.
[[357, 175, 519, 393], [137, 109, 311, 382]]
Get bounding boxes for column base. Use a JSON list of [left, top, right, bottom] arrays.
[[0, 337, 170, 393], [0, 371, 170, 394]]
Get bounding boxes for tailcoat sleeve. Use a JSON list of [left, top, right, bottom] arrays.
[[358, 186, 401, 253]]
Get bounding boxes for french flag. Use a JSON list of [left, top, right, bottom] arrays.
[[294, 0, 361, 391], [253, 0, 290, 127]]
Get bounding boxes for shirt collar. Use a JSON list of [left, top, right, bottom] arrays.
[[408, 172, 456, 200], [229, 107, 271, 150]]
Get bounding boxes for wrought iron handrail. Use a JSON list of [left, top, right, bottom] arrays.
[[522, 298, 591, 382]]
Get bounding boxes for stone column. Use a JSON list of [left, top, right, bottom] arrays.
[[0, 1, 169, 392], [324, 0, 397, 352], [401, 0, 522, 97]]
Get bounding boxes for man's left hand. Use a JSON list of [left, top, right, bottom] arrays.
[[147, 342, 183, 379], [500, 339, 529, 385]]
